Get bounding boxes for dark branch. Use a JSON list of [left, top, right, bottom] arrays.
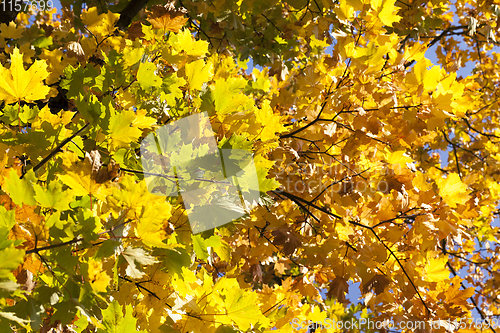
[[21, 123, 90, 179], [26, 237, 83, 255], [0, 6, 19, 25], [115, 0, 150, 30]]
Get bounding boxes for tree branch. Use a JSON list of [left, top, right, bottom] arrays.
[[115, 0, 150, 30], [21, 122, 90, 179]]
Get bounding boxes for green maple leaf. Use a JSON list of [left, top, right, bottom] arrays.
[[98, 301, 146, 333], [4, 169, 36, 206], [137, 61, 162, 90], [0, 245, 24, 277], [33, 180, 73, 211], [221, 289, 270, 331]]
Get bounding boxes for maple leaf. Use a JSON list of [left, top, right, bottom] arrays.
[[57, 152, 112, 203], [361, 274, 391, 295], [122, 247, 159, 279], [107, 110, 144, 151], [81, 7, 119, 36], [424, 255, 450, 282], [0, 22, 24, 39], [99, 300, 146, 333], [0, 47, 50, 104], [137, 61, 162, 90], [370, 0, 402, 26], [254, 100, 286, 141], [135, 203, 172, 248], [170, 29, 209, 57], [147, 3, 188, 32], [327, 277, 349, 303], [221, 288, 270, 330], [185, 59, 213, 91], [436, 173, 470, 208], [88, 258, 111, 293], [272, 227, 301, 256]]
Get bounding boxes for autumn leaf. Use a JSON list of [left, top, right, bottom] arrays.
[[122, 247, 159, 279], [4, 169, 36, 206], [137, 61, 162, 90], [107, 110, 144, 151], [0, 47, 50, 104], [170, 28, 209, 57], [362, 274, 391, 295], [147, 3, 188, 32], [424, 255, 450, 282], [436, 173, 470, 208], [370, 0, 402, 26], [221, 288, 270, 330], [184, 59, 213, 91], [272, 227, 301, 256], [327, 277, 349, 303], [0, 22, 24, 39], [88, 258, 111, 293]]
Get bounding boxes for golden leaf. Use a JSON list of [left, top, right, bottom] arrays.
[[0, 47, 50, 104], [147, 3, 188, 32]]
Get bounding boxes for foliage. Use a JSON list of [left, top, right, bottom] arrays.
[[0, 0, 500, 332]]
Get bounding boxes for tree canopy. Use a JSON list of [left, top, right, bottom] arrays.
[[1, 0, 500, 332]]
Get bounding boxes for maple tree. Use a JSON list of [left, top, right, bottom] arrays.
[[1, 0, 500, 332]]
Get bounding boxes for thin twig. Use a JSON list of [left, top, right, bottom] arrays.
[[21, 123, 90, 179]]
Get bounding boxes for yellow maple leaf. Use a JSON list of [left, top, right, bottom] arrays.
[[436, 173, 469, 208], [135, 203, 172, 249], [171, 29, 209, 57], [254, 100, 285, 141], [0, 47, 50, 104], [424, 254, 449, 282], [88, 258, 111, 293], [384, 149, 413, 165], [185, 59, 213, 91], [370, 0, 401, 26], [108, 110, 143, 151], [57, 152, 111, 202], [81, 7, 119, 36], [0, 22, 24, 39]]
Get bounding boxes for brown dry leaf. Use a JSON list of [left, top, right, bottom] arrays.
[[250, 263, 262, 283], [272, 227, 301, 256], [147, 3, 188, 32], [66, 41, 85, 62], [40, 24, 54, 37], [86, 150, 120, 184], [10, 223, 36, 250], [315, 271, 329, 285], [15, 269, 35, 294], [0, 194, 15, 210], [95, 159, 120, 184], [362, 274, 391, 295], [327, 276, 349, 303], [127, 22, 145, 40]]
